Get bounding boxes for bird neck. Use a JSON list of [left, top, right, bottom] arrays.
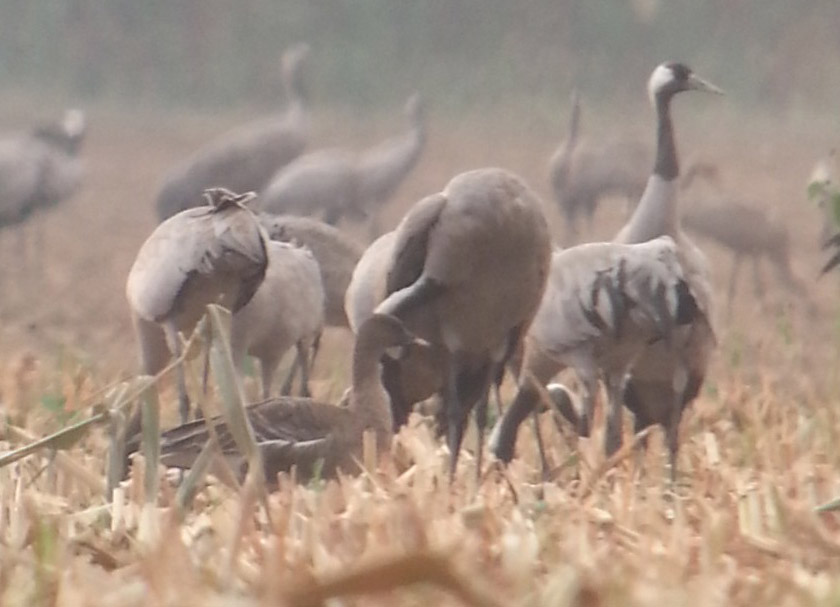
[[614, 94, 681, 243], [653, 93, 679, 181], [349, 343, 394, 432], [283, 63, 308, 120]]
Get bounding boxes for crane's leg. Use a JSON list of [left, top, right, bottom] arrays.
[[473, 376, 492, 484], [577, 365, 599, 439], [489, 347, 561, 463], [445, 360, 489, 480], [531, 408, 550, 482], [726, 253, 743, 316], [280, 357, 298, 396], [665, 408, 681, 491], [604, 372, 625, 457], [489, 381, 538, 463], [260, 354, 281, 400], [445, 362, 467, 480], [295, 340, 312, 397], [751, 255, 765, 299]]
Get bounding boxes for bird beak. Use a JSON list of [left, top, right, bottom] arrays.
[[687, 74, 724, 95]]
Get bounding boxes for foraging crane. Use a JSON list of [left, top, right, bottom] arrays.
[[612, 62, 722, 481], [344, 230, 446, 429], [257, 94, 426, 228], [258, 213, 363, 328], [149, 314, 422, 484], [257, 213, 365, 392], [678, 160, 811, 314], [374, 168, 552, 476], [155, 44, 310, 221], [490, 236, 702, 469], [127, 188, 268, 427], [230, 240, 324, 399], [549, 91, 649, 243]]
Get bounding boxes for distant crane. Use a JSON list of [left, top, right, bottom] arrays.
[[549, 90, 649, 243], [257, 94, 426, 232], [0, 109, 86, 272], [156, 44, 311, 221], [680, 161, 811, 315]]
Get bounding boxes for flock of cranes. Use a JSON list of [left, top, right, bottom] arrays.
[[122, 60, 726, 484], [0, 50, 833, 487]]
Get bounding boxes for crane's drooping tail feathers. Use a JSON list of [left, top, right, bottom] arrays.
[[203, 187, 257, 211]]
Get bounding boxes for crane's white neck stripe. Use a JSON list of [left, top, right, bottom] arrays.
[[648, 64, 673, 105]]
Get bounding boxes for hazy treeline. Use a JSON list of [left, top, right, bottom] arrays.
[[1, 0, 838, 112]]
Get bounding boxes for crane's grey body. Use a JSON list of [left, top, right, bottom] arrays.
[[344, 229, 446, 428], [489, 236, 702, 465], [257, 94, 426, 228], [0, 110, 85, 275], [258, 213, 364, 328], [681, 197, 808, 313], [127, 189, 269, 425], [230, 240, 324, 399], [611, 62, 721, 480], [155, 44, 310, 221], [375, 167, 552, 474]]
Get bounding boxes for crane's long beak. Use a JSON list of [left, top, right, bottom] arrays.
[[688, 74, 724, 95]]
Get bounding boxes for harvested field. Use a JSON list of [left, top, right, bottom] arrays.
[[1, 97, 840, 606]]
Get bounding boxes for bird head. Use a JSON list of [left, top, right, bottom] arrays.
[[358, 313, 428, 359], [647, 62, 723, 106]]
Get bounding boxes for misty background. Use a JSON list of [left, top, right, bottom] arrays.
[[1, 1, 838, 116]]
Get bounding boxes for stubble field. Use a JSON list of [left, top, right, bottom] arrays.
[[1, 95, 839, 606]]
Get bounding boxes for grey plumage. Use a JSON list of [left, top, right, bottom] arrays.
[[258, 213, 364, 328], [0, 109, 85, 229], [490, 236, 702, 467], [155, 44, 310, 221], [230, 240, 324, 399], [613, 62, 722, 481], [375, 167, 552, 475], [679, 180, 809, 314], [344, 230, 445, 429], [549, 91, 649, 243], [258, 213, 366, 393], [257, 94, 426, 227], [127, 188, 269, 425]]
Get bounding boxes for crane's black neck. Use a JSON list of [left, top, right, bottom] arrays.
[[653, 93, 679, 181]]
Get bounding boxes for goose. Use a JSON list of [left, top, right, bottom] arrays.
[[375, 167, 552, 476], [150, 313, 422, 483], [127, 188, 268, 426], [155, 44, 310, 221], [612, 62, 721, 480]]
